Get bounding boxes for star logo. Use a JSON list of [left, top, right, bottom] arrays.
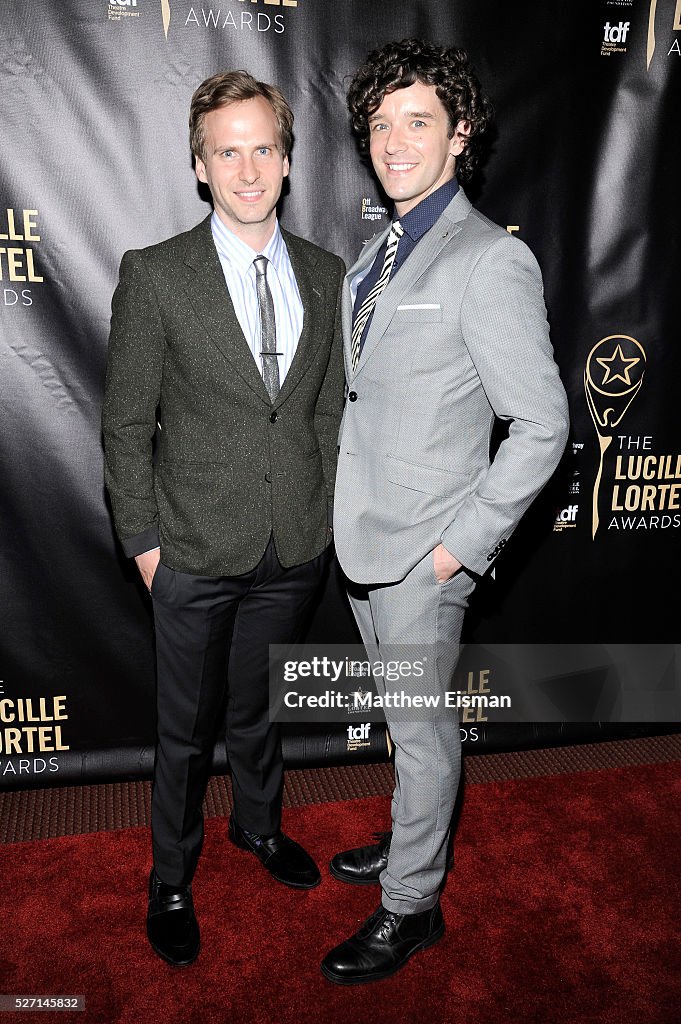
[[586, 335, 646, 399], [596, 343, 641, 387]]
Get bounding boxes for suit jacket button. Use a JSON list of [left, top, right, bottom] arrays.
[[265, 472, 272, 483], [269, 410, 278, 423], [487, 554, 493, 562], [348, 391, 358, 402]]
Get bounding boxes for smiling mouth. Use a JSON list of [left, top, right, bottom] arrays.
[[235, 190, 265, 201], [385, 163, 418, 173]]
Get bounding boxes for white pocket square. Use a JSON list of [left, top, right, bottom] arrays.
[[397, 303, 441, 310]]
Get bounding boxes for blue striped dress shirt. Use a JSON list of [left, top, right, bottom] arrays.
[[211, 212, 303, 384]]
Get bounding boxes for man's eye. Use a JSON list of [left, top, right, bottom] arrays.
[[221, 150, 235, 158], [257, 147, 271, 156], [412, 120, 426, 128], [371, 123, 388, 132]]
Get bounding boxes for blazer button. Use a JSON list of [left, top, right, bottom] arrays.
[[269, 410, 278, 423], [265, 472, 272, 483], [487, 554, 493, 562], [348, 391, 358, 402]]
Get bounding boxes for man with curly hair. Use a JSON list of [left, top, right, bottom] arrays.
[[322, 39, 569, 984]]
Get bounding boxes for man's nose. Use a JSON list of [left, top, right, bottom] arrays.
[[383, 124, 408, 153], [240, 155, 260, 182]]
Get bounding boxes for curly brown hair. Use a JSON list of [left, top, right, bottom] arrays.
[[347, 38, 493, 182]]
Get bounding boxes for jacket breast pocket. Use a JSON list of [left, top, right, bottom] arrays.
[[393, 304, 443, 323]]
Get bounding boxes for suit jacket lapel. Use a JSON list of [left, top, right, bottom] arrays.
[[275, 230, 322, 407], [343, 225, 391, 381], [182, 215, 271, 404], [351, 188, 473, 377]]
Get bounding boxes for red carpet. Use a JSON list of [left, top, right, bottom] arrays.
[[2, 761, 680, 1024]]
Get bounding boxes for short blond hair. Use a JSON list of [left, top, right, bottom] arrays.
[[189, 70, 294, 161]]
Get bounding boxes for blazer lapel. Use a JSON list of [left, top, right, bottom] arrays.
[[344, 226, 391, 381], [182, 216, 271, 404], [275, 231, 322, 407]]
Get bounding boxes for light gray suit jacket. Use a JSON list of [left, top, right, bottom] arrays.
[[333, 188, 570, 585]]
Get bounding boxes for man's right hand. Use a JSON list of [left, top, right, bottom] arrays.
[[135, 547, 161, 592]]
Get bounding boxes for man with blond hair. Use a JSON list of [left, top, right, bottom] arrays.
[[103, 70, 344, 966]]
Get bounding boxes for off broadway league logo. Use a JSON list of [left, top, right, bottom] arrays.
[[585, 335, 646, 538]]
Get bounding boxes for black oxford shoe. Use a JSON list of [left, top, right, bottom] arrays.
[[321, 902, 445, 985], [228, 815, 321, 889], [329, 831, 392, 885], [146, 869, 200, 967], [330, 831, 454, 885]]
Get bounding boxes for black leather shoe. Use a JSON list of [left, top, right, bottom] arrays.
[[228, 815, 321, 889], [146, 869, 200, 967], [321, 902, 445, 985], [329, 831, 392, 885], [330, 831, 454, 885]]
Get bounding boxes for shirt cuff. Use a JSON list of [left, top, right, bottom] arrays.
[[121, 526, 160, 558]]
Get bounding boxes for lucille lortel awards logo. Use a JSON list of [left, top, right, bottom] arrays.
[[585, 335, 681, 536], [585, 335, 646, 537]]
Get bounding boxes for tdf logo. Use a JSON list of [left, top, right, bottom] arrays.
[[556, 505, 577, 524], [347, 724, 370, 742], [603, 21, 630, 43]]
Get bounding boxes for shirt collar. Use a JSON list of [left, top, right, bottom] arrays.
[[262, 220, 287, 275], [396, 177, 459, 241], [211, 211, 285, 275]]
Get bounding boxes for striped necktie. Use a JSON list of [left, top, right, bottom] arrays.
[[351, 220, 404, 371]]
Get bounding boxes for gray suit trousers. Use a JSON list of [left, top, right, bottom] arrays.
[[348, 550, 476, 914]]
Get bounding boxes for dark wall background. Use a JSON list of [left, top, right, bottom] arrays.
[[1, 0, 679, 787]]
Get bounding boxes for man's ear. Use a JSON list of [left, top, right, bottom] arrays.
[[195, 157, 207, 184], [283, 154, 290, 178], [449, 119, 471, 158]]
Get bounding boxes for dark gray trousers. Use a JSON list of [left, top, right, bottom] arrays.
[[150, 537, 327, 887]]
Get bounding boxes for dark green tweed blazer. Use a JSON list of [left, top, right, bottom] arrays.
[[102, 215, 345, 575]]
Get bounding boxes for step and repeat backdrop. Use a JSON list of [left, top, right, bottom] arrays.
[[1, 0, 679, 786]]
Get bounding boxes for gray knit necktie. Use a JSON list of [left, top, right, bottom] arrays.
[[351, 220, 404, 371], [253, 255, 280, 401]]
